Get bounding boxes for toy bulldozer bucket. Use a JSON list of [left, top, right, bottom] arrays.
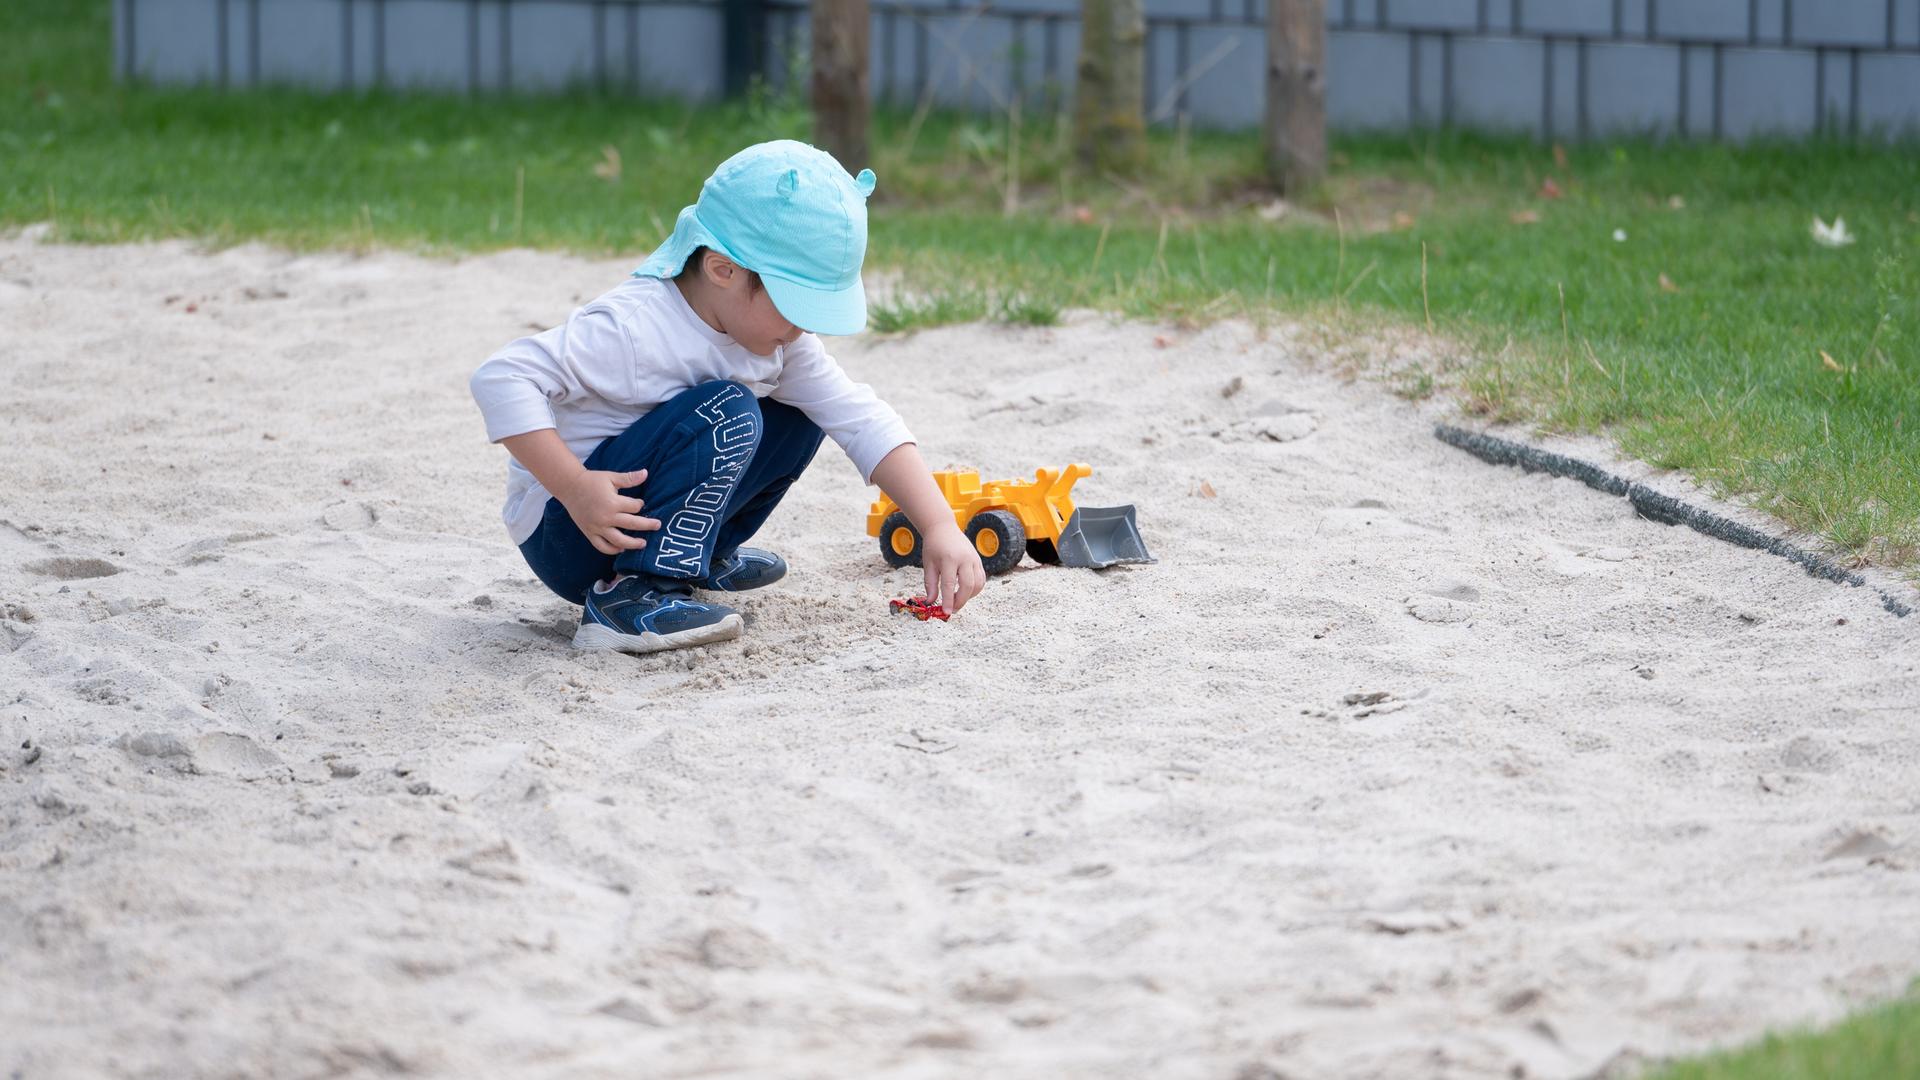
[[1021, 464, 1156, 570], [1057, 505, 1156, 569]]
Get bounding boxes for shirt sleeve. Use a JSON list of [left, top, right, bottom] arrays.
[[769, 334, 915, 483], [468, 307, 637, 444]]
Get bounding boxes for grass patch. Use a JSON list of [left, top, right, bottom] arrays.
[[994, 292, 1065, 328], [1646, 988, 1920, 1080], [4, 0, 1919, 567], [870, 288, 1063, 333], [869, 288, 991, 333]]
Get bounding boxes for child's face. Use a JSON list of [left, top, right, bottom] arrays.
[[703, 254, 802, 356], [730, 280, 803, 357]]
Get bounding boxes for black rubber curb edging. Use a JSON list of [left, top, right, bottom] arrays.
[[1434, 424, 1913, 619]]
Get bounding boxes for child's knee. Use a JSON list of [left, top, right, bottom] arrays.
[[689, 382, 763, 469], [688, 380, 763, 431], [762, 399, 823, 449]]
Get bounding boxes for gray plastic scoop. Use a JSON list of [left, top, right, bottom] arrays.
[[1056, 505, 1157, 569]]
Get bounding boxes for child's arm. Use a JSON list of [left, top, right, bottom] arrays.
[[473, 309, 661, 555], [870, 443, 986, 612], [764, 335, 986, 611], [499, 429, 660, 556]]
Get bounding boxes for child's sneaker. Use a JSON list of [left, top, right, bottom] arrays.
[[693, 547, 787, 592], [574, 574, 743, 653]]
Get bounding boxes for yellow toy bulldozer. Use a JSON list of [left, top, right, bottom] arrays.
[[867, 463, 1155, 576]]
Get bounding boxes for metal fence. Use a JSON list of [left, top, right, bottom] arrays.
[[115, 0, 1920, 137]]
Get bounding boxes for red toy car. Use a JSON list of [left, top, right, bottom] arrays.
[[889, 597, 951, 622]]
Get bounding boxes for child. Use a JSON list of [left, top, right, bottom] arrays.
[[470, 140, 986, 654]]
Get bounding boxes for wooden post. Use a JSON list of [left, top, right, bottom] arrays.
[[1265, 0, 1327, 194], [811, 0, 870, 171], [1072, 0, 1147, 174]]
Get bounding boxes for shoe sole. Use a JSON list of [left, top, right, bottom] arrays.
[[572, 613, 744, 654]]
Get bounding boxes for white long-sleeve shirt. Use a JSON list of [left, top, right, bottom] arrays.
[[470, 274, 914, 544]]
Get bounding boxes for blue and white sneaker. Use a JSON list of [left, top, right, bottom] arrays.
[[692, 547, 787, 592], [573, 574, 743, 653]]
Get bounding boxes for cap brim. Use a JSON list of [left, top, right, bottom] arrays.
[[762, 273, 867, 336]]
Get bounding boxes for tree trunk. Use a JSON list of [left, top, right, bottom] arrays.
[[811, 0, 870, 171], [1265, 0, 1326, 194], [1072, 0, 1146, 174]]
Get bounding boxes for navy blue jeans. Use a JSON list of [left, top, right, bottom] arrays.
[[519, 380, 825, 604]]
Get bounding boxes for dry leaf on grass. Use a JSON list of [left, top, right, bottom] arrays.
[[1658, 273, 1680, 292], [1510, 209, 1541, 225], [1820, 350, 1845, 373], [592, 145, 622, 183], [1539, 177, 1564, 200]]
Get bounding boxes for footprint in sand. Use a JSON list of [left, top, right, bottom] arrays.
[[192, 732, 287, 779], [116, 730, 286, 779], [1821, 827, 1898, 862], [321, 500, 377, 531], [1546, 541, 1633, 576], [1406, 579, 1479, 623], [1421, 578, 1482, 603], [1341, 690, 1406, 718], [1222, 400, 1317, 443], [1406, 597, 1472, 623], [175, 531, 277, 566], [119, 732, 193, 760], [24, 556, 121, 580], [1321, 499, 1448, 538], [1781, 735, 1840, 773]]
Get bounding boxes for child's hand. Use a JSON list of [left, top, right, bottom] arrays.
[[920, 525, 987, 613], [556, 468, 661, 556]]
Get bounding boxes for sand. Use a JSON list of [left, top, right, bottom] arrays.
[[2, 234, 1918, 1080]]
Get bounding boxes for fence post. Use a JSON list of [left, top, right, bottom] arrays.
[[723, 0, 767, 96]]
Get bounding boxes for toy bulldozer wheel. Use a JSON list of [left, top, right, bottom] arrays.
[[879, 511, 922, 568], [966, 510, 1026, 576]]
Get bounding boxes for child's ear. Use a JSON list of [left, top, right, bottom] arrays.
[[703, 253, 741, 289]]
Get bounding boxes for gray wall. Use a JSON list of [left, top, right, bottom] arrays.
[[115, 0, 728, 99], [115, 0, 1920, 139]]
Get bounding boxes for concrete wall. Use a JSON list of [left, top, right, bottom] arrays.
[[115, 0, 728, 99], [115, 0, 1920, 138]]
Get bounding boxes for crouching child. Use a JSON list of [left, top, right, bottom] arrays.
[[469, 141, 986, 654]]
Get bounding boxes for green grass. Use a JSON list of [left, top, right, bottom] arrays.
[[4, 1, 1918, 565], [1646, 988, 1920, 1080], [870, 288, 992, 332]]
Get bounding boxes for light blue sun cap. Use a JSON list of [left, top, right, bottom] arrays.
[[634, 140, 877, 336]]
